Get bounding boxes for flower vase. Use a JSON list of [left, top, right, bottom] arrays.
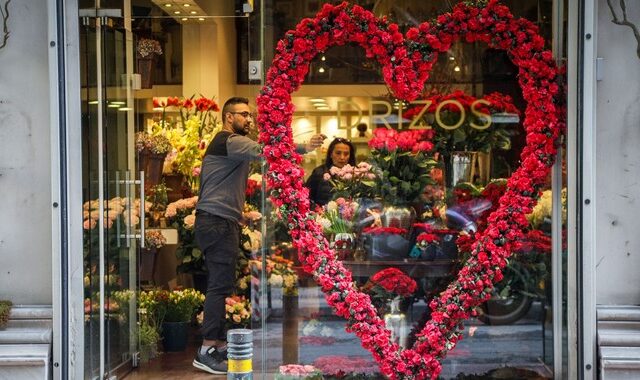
[[476, 150, 492, 185], [142, 152, 167, 190], [333, 232, 355, 260], [161, 321, 189, 352], [164, 174, 186, 202], [383, 297, 408, 348], [282, 294, 299, 364], [137, 57, 154, 89], [139, 247, 158, 285], [445, 151, 476, 187]]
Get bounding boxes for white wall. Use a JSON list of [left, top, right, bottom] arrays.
[[0, 2, 52, 304], [596, 0, 640, 304]]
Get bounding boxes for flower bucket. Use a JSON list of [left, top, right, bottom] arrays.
[[364, 233, 412, 261], [161, 321, 189, 352], [137, 57, 154, 89], [164, 174, 187, 202], [282, 294, 299, 364], [138, 150, 166, 190], [362, 205, 415, 260], [445, 151, 475, 187], [139, 247, 158, 284]]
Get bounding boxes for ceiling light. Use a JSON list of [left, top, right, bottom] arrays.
[[107, 104, 120, 108], [318, 67, 325, 73], [110, 101, 125, 105], [88, 100, 99, 105], [449, 56, 455, 61], [183, 3, 190, 7], [174, 10, 181, 14], [309, 98, 326, 103], [181, 17, 187, 21], [198, 17, 205, 21], [321, 55, 326, 61], [316, 106, 330, 110], [454, 65, 461, 72], [190, 10, 197, 14], [164, 3, 171, 7], [118, 107, 133, 111]]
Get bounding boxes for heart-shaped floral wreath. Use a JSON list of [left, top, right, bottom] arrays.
[[256, 1, 562, 378]]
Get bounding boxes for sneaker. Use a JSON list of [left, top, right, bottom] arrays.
[[193, 347, 228, 374], [216, 345, 228, 360]]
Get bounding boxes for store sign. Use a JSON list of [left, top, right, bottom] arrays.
[[336, 99, 493, 131]]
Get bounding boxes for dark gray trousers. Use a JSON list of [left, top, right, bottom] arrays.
[[194, 211, 239, 341]]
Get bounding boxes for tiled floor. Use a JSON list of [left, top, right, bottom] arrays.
[[124, 286, 554, 379], [125, 340, 225, 380]]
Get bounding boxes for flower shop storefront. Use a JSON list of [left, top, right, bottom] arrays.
[[75, 0, 568, 379]]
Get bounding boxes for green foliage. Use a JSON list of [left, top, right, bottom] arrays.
[[0, 300, 12, 329], [433, 110, 517, 154], [152, 288, 205, 323], [370, 150, 437, 205]]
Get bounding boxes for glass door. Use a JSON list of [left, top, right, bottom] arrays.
[[80, 0, 139, 379]]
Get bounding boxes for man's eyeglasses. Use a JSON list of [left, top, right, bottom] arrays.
[[229, 111, 253, 119]]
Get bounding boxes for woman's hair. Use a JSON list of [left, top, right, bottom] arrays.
[[325, 137, 356, 168]]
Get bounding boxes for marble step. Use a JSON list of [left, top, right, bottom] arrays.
[[598, 305, 640, 322], [0, 344, 51, 380], [598, 329, 640, 347], [9, 305, 52, 320], [599, 320, 640, 331], [599, 346, 640, 380], [0, 320, 52, 345]]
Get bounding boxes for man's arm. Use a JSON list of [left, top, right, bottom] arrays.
[[226, 134, 261, 161], [297, 133, 327, 154], [228, 133, 326, 160]]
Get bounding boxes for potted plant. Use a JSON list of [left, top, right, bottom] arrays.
[[154, 288, 204, 351], [139, 230, 166, 284], [316, 197, 360, 260], [136, 132, 172, 190], [151, 95, 221, 197], [368, 127, 438, 208], [136, 38, 162, 88]]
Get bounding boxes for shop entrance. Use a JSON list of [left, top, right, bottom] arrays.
[[79, 1, 140, 378]]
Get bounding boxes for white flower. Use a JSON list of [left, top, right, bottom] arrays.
[[268, 274, 283, 287], [317, 217, 331, 230]]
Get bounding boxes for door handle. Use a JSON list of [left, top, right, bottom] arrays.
[[118, 171, 145, 248]]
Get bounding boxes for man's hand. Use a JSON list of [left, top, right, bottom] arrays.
[[305, 134, 327, 152]]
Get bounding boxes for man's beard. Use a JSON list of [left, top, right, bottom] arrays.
[[233, 124, 249, 136]]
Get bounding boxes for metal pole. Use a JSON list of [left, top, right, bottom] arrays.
[[227, 329, 253, 380]]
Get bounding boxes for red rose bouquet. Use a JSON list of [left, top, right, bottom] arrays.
[[362, 267, 417, 315], [368, 128, 437, 205]]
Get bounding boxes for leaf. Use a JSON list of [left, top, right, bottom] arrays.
[[453, 128, 466, 144], [192, 248, 202, 258]]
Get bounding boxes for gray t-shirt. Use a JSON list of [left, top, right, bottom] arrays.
[[196, 130, 260, 222]]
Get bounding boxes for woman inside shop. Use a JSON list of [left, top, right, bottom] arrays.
[[305, 137, 356, 206]]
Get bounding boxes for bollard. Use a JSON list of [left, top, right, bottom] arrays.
[[227, 329, 253, 380]]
